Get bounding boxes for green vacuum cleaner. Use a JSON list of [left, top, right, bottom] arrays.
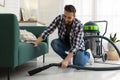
[[84, 21, 99, 32], [84, 21, 108, 62]]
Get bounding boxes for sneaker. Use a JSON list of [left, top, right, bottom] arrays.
[[86, 49, 94, 65]]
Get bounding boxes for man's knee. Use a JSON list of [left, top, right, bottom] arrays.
[[73, 51, 89, 66], [73, 58, 87, 66], [51, 39, 61, 51], [51, 39, 59, 47]]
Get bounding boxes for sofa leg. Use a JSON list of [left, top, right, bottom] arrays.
[[7, 67, 10, 80], [43, 54, 45, 63]]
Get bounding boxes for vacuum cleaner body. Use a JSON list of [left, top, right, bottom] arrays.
[[84, 21, 107, 61]]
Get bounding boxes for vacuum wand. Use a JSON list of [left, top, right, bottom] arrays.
[[28, 64, 53, 76], [28, 63, 120, 76]]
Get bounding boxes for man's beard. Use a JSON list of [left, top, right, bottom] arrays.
[[65, 21, 72, 25]]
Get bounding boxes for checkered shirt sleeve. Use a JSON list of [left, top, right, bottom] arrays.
[[41, 15, 61, 40]]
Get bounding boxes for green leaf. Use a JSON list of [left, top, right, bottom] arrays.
[[109, 33, 120, 42]]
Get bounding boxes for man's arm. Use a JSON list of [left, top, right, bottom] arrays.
[[29, 15, 61, 46], [61, 23, 84, 68], [40, 15, 61, 40], [61, 52, 74, 68]]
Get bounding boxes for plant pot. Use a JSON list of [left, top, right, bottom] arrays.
[[115, 42, 120, 49], [108, 43, 115, 51], [108, 33, 120, 60], [107, 42, 120, 60], [107, 50, 119, 60]]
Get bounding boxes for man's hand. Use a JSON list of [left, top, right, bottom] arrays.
[[27, 42, 38, 47], [27, 37, 44, 47], [60, 60, 69, 68], [60, 52, 74, 68]]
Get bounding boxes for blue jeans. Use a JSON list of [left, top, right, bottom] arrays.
[[51, 38, 90, 66]]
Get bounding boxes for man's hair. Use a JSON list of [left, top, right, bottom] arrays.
[[64, 5, 76, 13]]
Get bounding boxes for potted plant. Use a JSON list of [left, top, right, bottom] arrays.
[[108, 33, 120, 50], [110, 33, 120, 43], [107, 33, 120, 60]]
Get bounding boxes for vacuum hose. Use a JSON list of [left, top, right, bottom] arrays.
[[28, 36, 120, 76]]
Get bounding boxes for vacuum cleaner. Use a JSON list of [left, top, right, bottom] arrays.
[[84, 20, 108, 61], [28, 21, 120, 76]]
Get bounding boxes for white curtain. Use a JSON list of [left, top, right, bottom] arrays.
[[64, 0, 120, 38], [96, 0, 120, 38]]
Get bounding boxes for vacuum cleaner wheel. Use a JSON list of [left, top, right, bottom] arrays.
[[102, 53, 107, 62]]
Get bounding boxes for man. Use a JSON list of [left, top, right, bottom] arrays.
[[29, 5, 93, 68]]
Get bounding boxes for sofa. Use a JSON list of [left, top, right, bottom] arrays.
[[0, 14, 48, 80]]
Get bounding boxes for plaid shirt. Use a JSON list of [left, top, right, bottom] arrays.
[[41, 15, 85, 54]]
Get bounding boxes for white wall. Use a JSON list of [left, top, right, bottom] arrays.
[[38, 0, 64, 25], [0, 0, 20, 20], [38, 0, 64, 56]]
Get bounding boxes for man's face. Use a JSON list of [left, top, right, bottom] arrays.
[[63, 11, 75, 25]]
